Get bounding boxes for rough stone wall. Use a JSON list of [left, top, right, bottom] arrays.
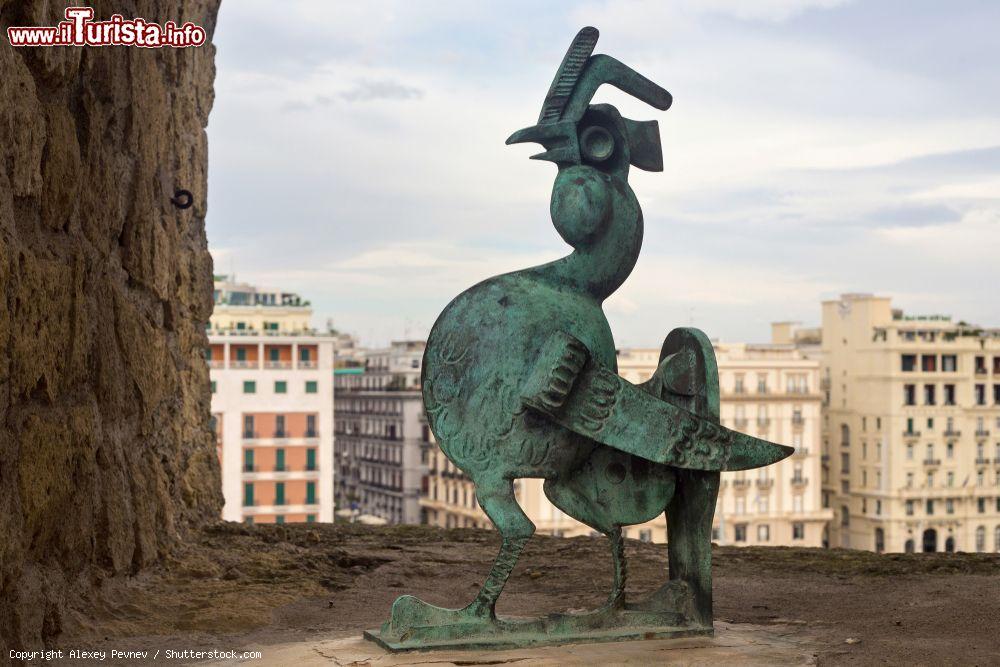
[[0, 0, 223, 650]]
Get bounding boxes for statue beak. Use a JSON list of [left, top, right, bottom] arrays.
[[505, 121, 580, 165]]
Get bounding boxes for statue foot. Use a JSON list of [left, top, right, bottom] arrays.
[[386, 595, 490, 636]]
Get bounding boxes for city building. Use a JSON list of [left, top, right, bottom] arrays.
[[334, 341, 426, 524], [208, 278, 336, 524], [422, 332, 831, 546], [821, 293, 1000, 553]]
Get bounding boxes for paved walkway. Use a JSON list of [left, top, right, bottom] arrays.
[[212, 623, 818, 666]]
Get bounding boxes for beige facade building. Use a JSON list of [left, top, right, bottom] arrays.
[[821, 294, 1000, 553], [208, 278, 336, 524], [422, 334, 831, 547]]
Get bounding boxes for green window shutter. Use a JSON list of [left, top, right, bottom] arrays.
[[306, 514, 316, 523], [244, 516, 254, 525], [275, 515, 285, 524], [243, 483, 254, 506], [243, 449, 254, 472], [300, 347, 310, 361], [275, 482, 285, 505], [205, 348, 212, 360], [274, 380, 287, 393], [210, 381, 217, 394], [269, 348, 279, 361], [306, 448, 316, 471], [243, 380, 256, 394], [236, 347, 246, 360], [275, 448, 285, 472], [306, 481, 316, 504], [305, 380, 318, 394]]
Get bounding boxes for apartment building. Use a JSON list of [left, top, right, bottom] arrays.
[[208, 278, 335, 524], [422, 333, 831, 546], [822, 293, 1000, 553], [333, 341, 426, 524]]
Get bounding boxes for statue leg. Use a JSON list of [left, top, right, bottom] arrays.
[[607, 526, 627, 608], [386, 476, 533, 633], [665, 469, 719, 627]]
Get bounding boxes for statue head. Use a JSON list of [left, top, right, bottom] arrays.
[[506, 26, 672, 180]]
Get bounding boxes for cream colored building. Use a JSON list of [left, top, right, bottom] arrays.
[[422, 334, 832, 547], [822, 293, 1000, 553], [208, 279, 337, 525]]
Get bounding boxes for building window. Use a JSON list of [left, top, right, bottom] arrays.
[[275, 515, 285, 524], [757, 524, 770, 542], [792, 522, 804, 540], [639, 529, 652, 543], [926, 499, 934, 515], [243, 449, 254, 473], [243, 483, 254, 506], [903, 384, 916, 406], [921, 355, 936, 372], [300, 347, 311, 361], [901, 354, 916, 372], [944, 384, 956, 405], [841, 506, 850, 527], [306, 481, 316, 504], [243, 415, 255, 439], [236, 347, 247, 361], [210, 381, 217, 394], [734, 524, 747, 542], [975, 384, 986, 405], [906, 444, 914, 460], [874, 528, 885, 554], [976, 526, 986, 552], [306, 414, 317, 437], [275, 482, 286, 505], [306, 448, 317, 471], [275, 448, 286, 472], [305, 380, 318, 394], [905, 500, 914, 516], [274, 380, 287, 393], [243, 380, 256, 394], [307, 514, 316, 523], [941, 354, 957, 372], [924, 384, 935, 405]]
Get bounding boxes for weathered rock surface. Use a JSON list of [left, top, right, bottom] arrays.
[[0, 0, 222, 652]]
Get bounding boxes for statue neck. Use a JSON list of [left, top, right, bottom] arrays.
[[541, 206, 643, 302]]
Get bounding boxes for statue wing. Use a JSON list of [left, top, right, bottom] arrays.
[[520, 332, 794, 471]]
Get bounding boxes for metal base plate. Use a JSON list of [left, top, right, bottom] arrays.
[[364, 620, 713, 653]]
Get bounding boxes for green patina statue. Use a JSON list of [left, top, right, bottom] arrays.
[[366, 26, 793, 651]]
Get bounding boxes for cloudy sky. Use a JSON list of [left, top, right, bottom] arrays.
[[207, 0, 1000, 347]]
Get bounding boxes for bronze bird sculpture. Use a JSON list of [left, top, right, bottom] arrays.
[[367, 26, 793, 651]]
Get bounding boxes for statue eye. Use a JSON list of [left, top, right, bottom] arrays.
[[579, 125, 615, 163]]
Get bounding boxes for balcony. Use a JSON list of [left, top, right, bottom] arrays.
[[975, 429, 990, 437], [791, 476, 808, 487], [242, 431, 259, 439], [903, 430, 921, 439], [975, 457, 991, 465], [792, 417, 804, 427], [923, 458, 942, 466], [305, 430, 318, 438], [944, 428, 961, 437], [231, 360, 257, 369], [207, 360, 224, 369], [756, 479, 773, 490], [299, 359, 318, 369], [273, 431, 287, 439], [793, 447, 810, 458], [264, 360, 291, 369], [734, 418, 748, 429], [732, 479, 751, 490]]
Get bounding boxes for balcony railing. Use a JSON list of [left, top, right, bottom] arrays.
[[305, 430, 318, 438], [274, 431, 287, 438], [732, 479, 751, 489], [923, 458, 941, 466], [264, 360, 291, 369], [975, 457, 991, 465], [207, 360, 224, 368], [944, 429, 961, 437], [299, 359, 318, 369], [756, 479, 773, 490], [793, 447, 810, 457], [903, 430, 921, 438], [231, 360, 257, 368], [792, 416, 804, 427], [242, 431, 259, 439], [791, 476, 808, 486], [975, 429, 991, 437]]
